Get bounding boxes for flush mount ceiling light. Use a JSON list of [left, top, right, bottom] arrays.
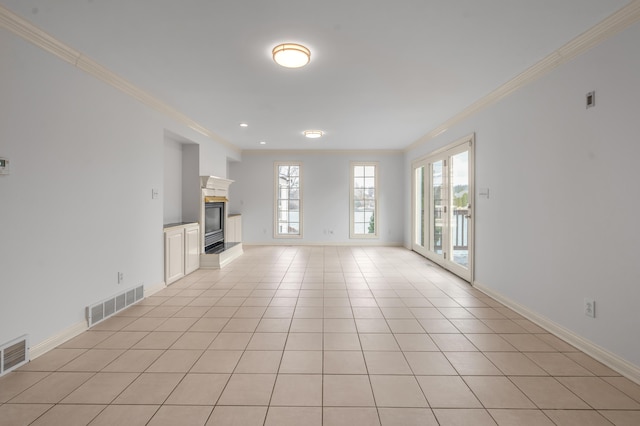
[[272, 43, 310, 68], [303, 130, 324, 139], [259, 141, 267, 145], [239, 123, 248, 128]]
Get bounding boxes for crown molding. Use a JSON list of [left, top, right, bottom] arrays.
[[405, 0, 640, 152], [0, 5, 80, 64], [0, 5, 240, 154], [4, 2, 638, 156]]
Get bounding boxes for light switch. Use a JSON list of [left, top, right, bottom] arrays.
[[152, 188, 159, 199], [0, 157, 9, 175]]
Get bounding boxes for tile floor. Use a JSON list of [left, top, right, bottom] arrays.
[[1, 246, 639, 425]]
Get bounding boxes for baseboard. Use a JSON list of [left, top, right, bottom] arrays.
[[29, 320, 87, 360], [144, 281, 167, 297], [473, 281, 640, 385], [219, 256, 236, 268], [32, 281, 165, 360]]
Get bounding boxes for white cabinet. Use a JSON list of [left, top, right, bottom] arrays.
[[226, 215, 242, 243], [164, 223, 200, 285], [165, 227, 185, 284], [184, 224, 200, 275]]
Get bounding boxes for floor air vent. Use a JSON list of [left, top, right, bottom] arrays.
[[0, 335, 29, 376], [86, 285, 144, 327]]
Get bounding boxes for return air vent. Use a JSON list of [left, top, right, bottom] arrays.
[[0, 335, 29, 376], [86, 285, 144, 327]]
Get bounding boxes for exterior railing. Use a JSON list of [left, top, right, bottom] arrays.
[[453, 209, 469, 250], [433, 208, 468, 252]]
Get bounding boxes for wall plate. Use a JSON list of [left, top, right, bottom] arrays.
[[586, 91, 596, 109], [584, 298, 596, 318], [0, 157, 9, 175]]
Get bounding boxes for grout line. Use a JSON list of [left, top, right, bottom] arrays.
[[4, 246, 638, 424]]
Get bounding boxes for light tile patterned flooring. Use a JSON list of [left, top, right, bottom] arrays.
[[1, 246, 639, 425]]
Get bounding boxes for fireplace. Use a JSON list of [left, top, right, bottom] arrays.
[[200, 176, 243, 266], [204, 201, 225, 251]]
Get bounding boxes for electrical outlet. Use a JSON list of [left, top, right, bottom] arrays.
[[586, 91, 596, 109], [117, 272, 124, 284], [584, 298, 596, 318]]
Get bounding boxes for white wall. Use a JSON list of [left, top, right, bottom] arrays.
[[181, 144, 201, 223], [200, 140, 233, 178], [0, 28, 238, 350], [163, 138, 183, 223], [229, 152, 404, 245], [162, 136, 201, 225], [405, 22, 640, 369]]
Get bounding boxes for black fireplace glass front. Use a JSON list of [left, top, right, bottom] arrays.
[[204, 202, 224, 250]]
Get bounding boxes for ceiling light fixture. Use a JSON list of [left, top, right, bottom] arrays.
[[239, 123, 248, 127], [259, 141, 267, 145], [303, 130, 324, 139], [272, 43, 311, 68]]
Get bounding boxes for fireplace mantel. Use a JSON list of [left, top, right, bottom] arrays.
[[200, 176, 233, 191], [198, 175, 242, 268]]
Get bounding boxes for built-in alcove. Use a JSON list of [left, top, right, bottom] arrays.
[[163, 133, 242, 271], [163, 131, 200, 224], [163, 132, 202, 284]]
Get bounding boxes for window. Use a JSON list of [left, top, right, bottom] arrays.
[[350, 162, 378, 238], [275, 162, 302, 238]]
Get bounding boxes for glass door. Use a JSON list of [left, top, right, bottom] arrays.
[[448, 147, 470, 276], [413, 164, 427, 256], [412, 137, 474, 282], [430, 159, 445, 257]]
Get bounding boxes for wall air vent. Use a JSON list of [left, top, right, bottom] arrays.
[[86, 285, 144, 327], [0, 335, 29, 376]]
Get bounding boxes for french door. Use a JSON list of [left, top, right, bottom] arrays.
[[412, 136, 474, 281]]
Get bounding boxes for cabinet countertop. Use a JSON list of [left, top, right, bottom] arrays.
[[163, 222, 199, 230]]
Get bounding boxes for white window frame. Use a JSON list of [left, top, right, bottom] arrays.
[[274, 161, 303, 238], [350, 161, 379, 239]]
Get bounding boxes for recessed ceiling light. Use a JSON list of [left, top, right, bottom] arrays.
[[239, 123, 248, 128], [259, 141, 267, 145], [272, 43, 310, 68], [303, 130, 324, 139]]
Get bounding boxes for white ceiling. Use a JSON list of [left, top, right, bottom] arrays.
[[1, 0, 631, 150]]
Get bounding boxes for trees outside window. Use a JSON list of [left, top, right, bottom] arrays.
[[350, 162, 378, 238], [275, 162, 302, 237]]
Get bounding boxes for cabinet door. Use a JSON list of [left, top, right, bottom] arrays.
[[165, 229, 185, 284], [234, 215, 242, 243], [184, 225, 200, 274], [226, 216, 242, 243], [226, 216, 237, 243]]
